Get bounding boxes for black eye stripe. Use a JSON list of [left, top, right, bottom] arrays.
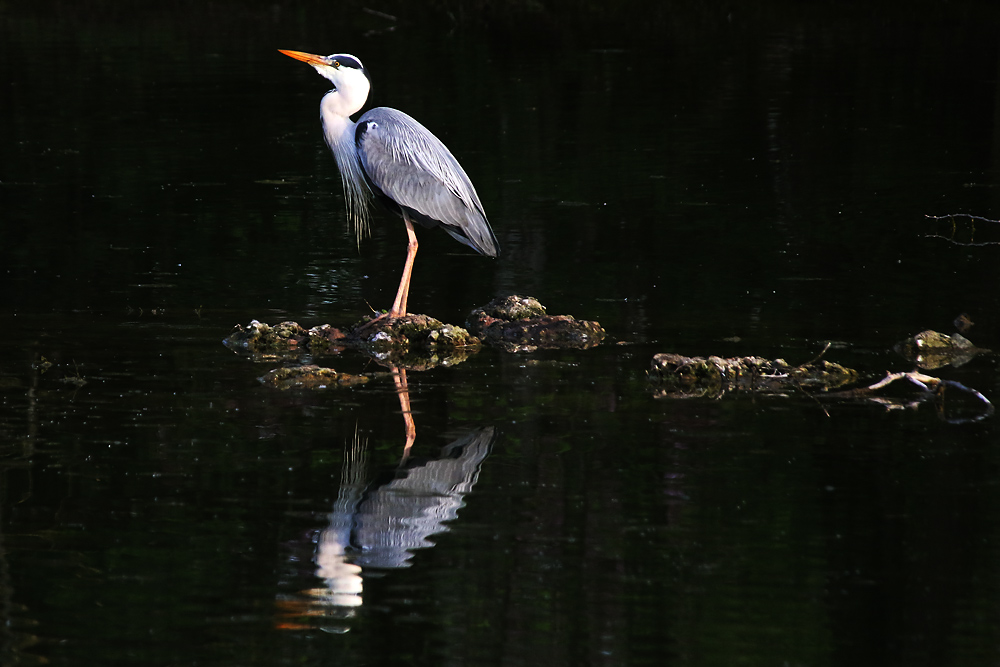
[[328, 54, 364, 70]]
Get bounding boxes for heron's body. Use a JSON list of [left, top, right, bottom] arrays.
[[280, 50, 498, 318]]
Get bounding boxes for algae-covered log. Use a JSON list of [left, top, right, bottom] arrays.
[[467, 295, 606, 352], [894, 330, 987, 369], [260, 365, 370, 390], [648, 352, 858, 399]]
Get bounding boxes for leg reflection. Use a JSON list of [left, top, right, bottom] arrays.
[[393, 366, 416, 463]]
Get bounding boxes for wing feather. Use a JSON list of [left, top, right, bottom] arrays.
[[356, 107, 498, 257]]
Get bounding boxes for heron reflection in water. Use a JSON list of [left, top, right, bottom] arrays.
[[276, 368, 495, 628], [313, 426, 495, 603]]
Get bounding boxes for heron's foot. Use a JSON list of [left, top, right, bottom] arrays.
[[355, 310, 407, 333], [355, 312, 388, 333]]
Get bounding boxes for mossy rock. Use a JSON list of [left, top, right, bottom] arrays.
[[225, 315, 479, 369], [649, 352, 858, 398], [894, 330, 987, 369], [224, 320, 346, 356], [347, 314, 480, 353], [472, 295, 548, 321], [467, 295, 605, 352]]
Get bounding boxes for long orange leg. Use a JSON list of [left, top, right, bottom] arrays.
[[388, 213, 418, 319], [392, 366, 416, 463]]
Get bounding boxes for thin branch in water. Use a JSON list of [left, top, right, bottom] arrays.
[[787, 342, 835, 417], [923, 213, 1000, 246], [798, 341, 832, 368], [925, 213, 1000, 224], [791, 375, 831, 417], [830, 370, 993, 423], [363, 7, 398, 21]]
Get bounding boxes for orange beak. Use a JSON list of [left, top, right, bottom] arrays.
[[278, 50, 329, 66]]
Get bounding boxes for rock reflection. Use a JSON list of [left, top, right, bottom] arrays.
[[277, 368, 495, 630]]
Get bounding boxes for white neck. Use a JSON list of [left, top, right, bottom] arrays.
[[320, 91, 371, 242], [320, 94, 356, 146], [320, 79, 369, 119]]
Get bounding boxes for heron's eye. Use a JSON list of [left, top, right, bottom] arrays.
[[332, 60, 340, 68]]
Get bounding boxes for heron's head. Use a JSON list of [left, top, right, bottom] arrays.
[[279, 50, 370, 96]]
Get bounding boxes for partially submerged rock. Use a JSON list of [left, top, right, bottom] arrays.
[[260, 365, 370, 390], [648, 352, 858, 399], [894, 330, 987, 369], [467, 295, 606, 352], [225, 295, 605, 364], [473, 295, 548, 321], [225, 315, 477, 369], [224, 320, 346, 357], [347, 314, 479, 353]]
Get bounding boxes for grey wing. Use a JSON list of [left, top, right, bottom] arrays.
[[356, 107, 498, 257]]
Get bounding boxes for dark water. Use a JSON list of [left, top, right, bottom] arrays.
[[3, 2, 1000, 665]]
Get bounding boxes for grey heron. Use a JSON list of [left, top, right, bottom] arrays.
[[278, 50, 499, 319]]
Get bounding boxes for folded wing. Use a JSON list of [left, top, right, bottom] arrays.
[[356, 107, 499, 257]]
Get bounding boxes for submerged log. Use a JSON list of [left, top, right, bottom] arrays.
[[894, 329, 987, 369], [260, 365, 370, 390], [466, 295, 606, 352], [648, 351, 858, 399]]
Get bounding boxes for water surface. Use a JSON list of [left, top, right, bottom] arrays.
[[2, 3, 1000, 665]]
